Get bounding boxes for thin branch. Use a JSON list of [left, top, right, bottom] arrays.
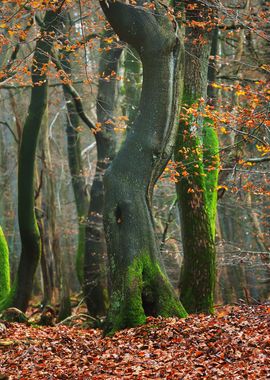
[[160, 197, 178, 249], [0, 80, 88, 89], [50, 50, 96, 131], [81, 142, 96, 157], [217, 75, 260, 83], [0, 121, 19, 144], [245, 156, 270, 163]]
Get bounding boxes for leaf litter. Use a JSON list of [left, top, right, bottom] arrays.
[[0, 305, 269, 379]]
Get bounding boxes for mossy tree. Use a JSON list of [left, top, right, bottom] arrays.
[[174, 0, 219, 314], [0, 4, 63, 312], [0, 226, 10, 302], [99, 0, 187, 334]]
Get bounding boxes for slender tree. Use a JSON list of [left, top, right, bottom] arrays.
[[84, 31, 122, 317], [0, 226, 10, 302], [59, 15, 89, 285], [174, 0, 219, 313], [100, 0, 187, 334], [0, 3, 63, 311]]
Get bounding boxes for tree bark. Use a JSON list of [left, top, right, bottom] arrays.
[[100, 0, 187, 334]]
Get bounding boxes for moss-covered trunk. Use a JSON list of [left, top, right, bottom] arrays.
[[100, 0, 187, 334], [174, 1, 219, 314], [0, 8, 62, 312], [84, 34, 121, 317], [0, 226, 10, 302]]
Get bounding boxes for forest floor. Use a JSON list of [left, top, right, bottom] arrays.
[[0, 304, 269, 379]]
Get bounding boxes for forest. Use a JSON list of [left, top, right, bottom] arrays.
[[0, 0, 269, 378]]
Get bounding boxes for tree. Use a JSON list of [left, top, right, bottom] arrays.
[[174, 0, 219, 313], [100, 0, 187, 334], [0, 3, 63, 312], [84, 30, 122, 317], [59, 12, 89, 286], [0, 226, 10, 302]]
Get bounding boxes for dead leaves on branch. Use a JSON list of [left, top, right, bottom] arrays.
[[0, 305, 269, 379]]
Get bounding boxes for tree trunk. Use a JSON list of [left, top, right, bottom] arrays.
[[84, 33, 121, 317], [175, 0, 219, 314], [37, 105, 55, 306], [0, 226, 10, 303], [60, 46, 89, 285], [2, 7, 62, 311], [100, 0, 187, 334]]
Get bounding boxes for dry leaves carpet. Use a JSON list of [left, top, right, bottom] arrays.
[[0, 305, 269, 379]]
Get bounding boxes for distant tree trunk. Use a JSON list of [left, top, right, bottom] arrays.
[[100, 0, 187, 334], [0, 226, 10, 303], [84, 33, 121, 317], [0, 7, 62, 312], [60, 45, 89, 286], [37, 105, 55, 306], [174, 0, 219, 314], [58, 253, 72, 321]]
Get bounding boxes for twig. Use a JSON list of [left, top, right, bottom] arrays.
[[57, 313, 98, 325]]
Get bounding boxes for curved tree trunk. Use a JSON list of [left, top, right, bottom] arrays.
[[0, 7, 62, 312], [100, 0, 187, 334], [84, 34, 122, 317], [174, 0, 219, 314]]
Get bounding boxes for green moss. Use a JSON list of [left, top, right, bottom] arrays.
[[141, 254, 187, 317], [105, 252, 187, 335], [0, 279, 16, 312], [0, 227, 10, 302], [106, 258, 146, 334], [203, 118, 219, 238]]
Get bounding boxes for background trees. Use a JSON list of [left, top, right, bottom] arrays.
[[0, 0, 269, 329]]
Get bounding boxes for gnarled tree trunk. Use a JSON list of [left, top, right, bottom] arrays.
[[100, 0, 187, 334]]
